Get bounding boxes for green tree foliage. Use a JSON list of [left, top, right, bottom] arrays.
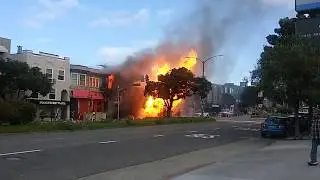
[[193, 77, 212, 99], [0, 58, 52, 124], [0, 59, 52, 100], [144, 67, 195, 117], [193, 77, 212, 116], [240, 86, 258, 107], [251, 17, 320, 136]]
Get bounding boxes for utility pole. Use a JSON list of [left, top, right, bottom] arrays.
[[117, 86, 120, 120], [185, 54, 223, 116]]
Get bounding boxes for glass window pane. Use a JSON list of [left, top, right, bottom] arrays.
[[71, 73, 78, 85]]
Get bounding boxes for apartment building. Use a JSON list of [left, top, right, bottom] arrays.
[[12, 46, 71, 120], [70, 65, 110, 120], [207, 82, 247, 105], [0, 37, 11, 58]]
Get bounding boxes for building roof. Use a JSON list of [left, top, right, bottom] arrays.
[[70, 64, 108, 75]]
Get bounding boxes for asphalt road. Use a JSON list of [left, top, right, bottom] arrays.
[[0, 121, 261, 180]]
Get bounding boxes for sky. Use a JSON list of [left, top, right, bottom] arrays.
[[0, 0, 296, 84]]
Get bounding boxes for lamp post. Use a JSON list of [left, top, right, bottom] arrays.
[[117, 86, 120, 120], [185, 55, 223, 77], [185, 54, 223, 117]]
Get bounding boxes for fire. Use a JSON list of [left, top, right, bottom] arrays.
[[141, 49, 198, 118]]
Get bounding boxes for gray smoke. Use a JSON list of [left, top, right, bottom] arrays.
[[103, 0, 275, 117], [163, 0, 271, 83]]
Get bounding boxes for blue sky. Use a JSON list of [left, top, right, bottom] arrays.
[[0, 0, 296, 84]]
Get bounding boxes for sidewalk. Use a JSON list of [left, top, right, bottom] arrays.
[[173, 140, 319, 180], [78, 139, 269, 180]]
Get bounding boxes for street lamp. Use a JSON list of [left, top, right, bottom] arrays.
[[185, 55, 223, 77]]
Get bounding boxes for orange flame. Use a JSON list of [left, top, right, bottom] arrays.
[[140, 49, 198, 118]]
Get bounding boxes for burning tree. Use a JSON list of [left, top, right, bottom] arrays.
[[144, 67, 196, 117]]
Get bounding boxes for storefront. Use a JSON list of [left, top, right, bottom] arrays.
[[70, 89, 105, 120], [29, 100, 70, 121]]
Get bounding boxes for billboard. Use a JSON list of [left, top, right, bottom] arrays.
[[295, 16, 320, 45], [296, 0, 320, 12]]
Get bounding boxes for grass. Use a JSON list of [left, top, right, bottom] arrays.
[[0, 117, 216, 133]]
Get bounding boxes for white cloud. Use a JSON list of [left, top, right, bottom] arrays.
[[157, 8, 174, 17], [98, 40, 158, 65], [25, 0, 79, 28], [261, 0, 294, 8], [90, 9, 150, 28]]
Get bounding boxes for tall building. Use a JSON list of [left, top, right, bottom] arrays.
[[206, 82, 245, 105], [12, 46, 71, 120]]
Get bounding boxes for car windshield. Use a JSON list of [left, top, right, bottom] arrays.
[[266, 117, 286, 125]]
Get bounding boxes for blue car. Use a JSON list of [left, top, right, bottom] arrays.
[[260, 117, 289, 137]]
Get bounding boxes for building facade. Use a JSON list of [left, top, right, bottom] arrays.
[[12, 47, 71, 120], [70, 65, 110, 120], [0, 37, 11, 58], [206, 82, 245, 105]]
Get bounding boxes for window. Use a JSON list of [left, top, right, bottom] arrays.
[[58, 69, 65, 81], [46, 68, 53, 82], [95, 78, 100, 88], [71, 73, 78, 86], [49, 89, 55, 100], [79, 74, 86, 86], [89, 77, 95, 87], [89, 77, 100, 88]]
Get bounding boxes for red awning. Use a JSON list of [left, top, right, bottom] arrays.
[[72, 89, 104, 100]]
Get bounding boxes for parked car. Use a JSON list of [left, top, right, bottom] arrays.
[[260, 116, 290, 137]]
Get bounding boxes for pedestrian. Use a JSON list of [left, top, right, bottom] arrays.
[[308, 108, 320, 166]]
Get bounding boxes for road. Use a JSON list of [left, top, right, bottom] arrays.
[[0, 121, 261, 180]]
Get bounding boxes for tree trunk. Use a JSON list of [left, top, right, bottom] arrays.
[[166, 102, 173, 118], [200, 97, 204, 117]]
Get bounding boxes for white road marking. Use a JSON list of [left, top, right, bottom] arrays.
[[185, 134, 220, 139], [0, 149, 42, 157], [98, 140, 117, 144], [190, 131, 198, 133], [153, 135, 164, 137], [215, 128, 221, 130]]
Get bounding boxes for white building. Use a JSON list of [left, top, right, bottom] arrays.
[[12, 46, 71, 120]]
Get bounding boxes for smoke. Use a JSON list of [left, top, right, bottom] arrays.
[[104, 0, 275, 117]]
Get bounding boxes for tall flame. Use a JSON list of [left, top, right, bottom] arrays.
[[140, 49, 198, 118]]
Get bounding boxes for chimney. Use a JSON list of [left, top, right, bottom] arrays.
[[17, 45, 23, 54]]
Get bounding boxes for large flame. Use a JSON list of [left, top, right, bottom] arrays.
[[141, 49, 198, 118]]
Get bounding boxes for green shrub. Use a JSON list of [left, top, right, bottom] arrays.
[[16, 101, 36, 124], [0, 101, 19, 124]]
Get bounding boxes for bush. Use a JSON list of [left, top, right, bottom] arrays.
[[0, 101, 19, 125], [0, 100, 36, 125]]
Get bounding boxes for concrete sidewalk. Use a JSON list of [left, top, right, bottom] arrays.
[[78, 139, 269, 180], [173, 140, 319, 180]]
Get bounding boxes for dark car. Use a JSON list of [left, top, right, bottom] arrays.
[[261, 116, 289, 137]]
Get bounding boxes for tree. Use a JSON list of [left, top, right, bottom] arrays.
[[220, 93, 236, 108], [240, 86, 258, 108], [0, 59, 52, 100], [251, 17, 320, 137], [193, 77, 212, 116], [144, 67, 195, 117]]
